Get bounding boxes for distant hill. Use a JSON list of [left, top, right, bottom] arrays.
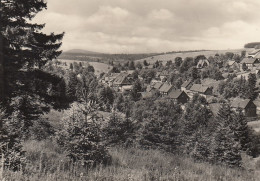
[[135, 49, 246, 65], [63, 49, 102, 55]]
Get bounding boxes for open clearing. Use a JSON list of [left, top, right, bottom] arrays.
[[58, 59, 112, 75]]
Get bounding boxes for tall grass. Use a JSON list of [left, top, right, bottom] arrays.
[[2, 140, 259, 181]]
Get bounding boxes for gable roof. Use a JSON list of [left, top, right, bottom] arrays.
[[140, 92, 153, 99], [168, 90, 187, 99], [240, 58, 257, 64], [197, 59, 209, 68], [181, 80, 192, 88], [190, 84, 210, 93], [113, 73, 130, 85], [227, 60, 236, 66], [159, 83, 174, 93], [209, 103, 222, 116], [230, 98, 252, 109], [153, 82, 163, 89], [146, 85, 153, 92], [248, 49, 260, 55]]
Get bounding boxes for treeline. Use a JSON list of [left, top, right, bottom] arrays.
[[244, 42, 260, 48]]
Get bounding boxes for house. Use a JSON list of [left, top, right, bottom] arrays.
[[240, 58, 260, 71], [230, 98, 257, 117], [209, 103, 222, 117], [112, 73, 132, 91], [140, 92, 153, 100], [189, 84, 212, 97], [248, 49, 260, 58], [121, 85, 133, 93], [196, 59, 209, 69], [181, 80, 193, 91], [153, 82, 163, 90], [226, 60, 240, 71], [167, 90, 189, 104], [159, 83, 176, 97], [159, 70, 170, 81]]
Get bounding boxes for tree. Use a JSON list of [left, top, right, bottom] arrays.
[[175, 57, 182, 67], [56, 103, 111, 166], [242, 63, 248, 71], [143, 60, 148, 66], [87, 65, 95, 73], [103, 113, 135, 147], [1, 0, 64, 115], [247, 73, 257, 100], [129, 61, 136, 70], [136, 62, 142, 69], [131, 80, 142, 101], [69, 63, 73, 70], [210, 104, 242, 167]]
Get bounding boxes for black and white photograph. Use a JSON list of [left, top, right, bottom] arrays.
[[1, 0, 260, 180]]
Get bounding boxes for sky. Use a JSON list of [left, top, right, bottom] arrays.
[[34, 0, 260, 53]]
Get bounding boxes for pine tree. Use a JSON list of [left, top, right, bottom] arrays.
[[232, 108, 253, 155], [210, 104, 242, 167], [56, 102, 111, 166], [0, 107, 25, 171], [1, 0, 64, 102]]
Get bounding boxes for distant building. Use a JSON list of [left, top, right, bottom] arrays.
[[209, 103, 222, 117], [166, 90, 189, 104], [159, 83, 176, 97], [240, 58, 260, 71], [248, 49, 260, 58], [196, 59, 209, 69], [112, 73, 132, 91], [226, 60, 240, 71], [140, 92, 153, 100], [181, 80, 193, 91], [153, 82, 164, 90], [230, 98, 257, 117], [189, 84, 212, 98]]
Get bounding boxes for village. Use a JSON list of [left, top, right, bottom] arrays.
[[98, 47, 260, 119]]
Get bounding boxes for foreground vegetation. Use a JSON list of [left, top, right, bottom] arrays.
[[3, 142, 259, 181]]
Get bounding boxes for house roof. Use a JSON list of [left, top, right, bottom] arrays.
[[254, 52, 260, 59], [153, 82, 163, 89], [230, 98, 252, 109], [113, 73, 130, 85], [227, 60, 236, 66], [197, 59, 209, 68], [146, 85, 153, 92], [240, 58, 257, 64], [181, 80, 192, 88], [168, 90, 186, 99], [209, 103, 222, 116], [248, 49, 260, 55], [140, 92, 153, 99], [190, 84, 210, 93], [159, 83, 174, 93]]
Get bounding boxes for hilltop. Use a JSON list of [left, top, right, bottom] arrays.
[[135, 49, 252, 65]]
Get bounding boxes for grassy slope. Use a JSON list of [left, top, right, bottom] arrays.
[[58, 59, 112, 76], [3, 140, 259, 181], [135, 49, 252, 65]]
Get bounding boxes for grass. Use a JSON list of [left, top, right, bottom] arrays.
[[2, 140, 259, 181], [135, 48, 251, 65], [58, 59, 112, 76]]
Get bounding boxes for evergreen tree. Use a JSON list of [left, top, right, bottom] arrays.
[[56, 102, 111, 166], [247, 73, 257, 100], [210, 104, 242, 167], [129, 61, 136, 70]]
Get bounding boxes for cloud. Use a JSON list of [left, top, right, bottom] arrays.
[[33, 0, 260, 53]]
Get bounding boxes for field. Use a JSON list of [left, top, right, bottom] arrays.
[[3, 142, 260, 181], [135, 49, 253, 65], [58, 59, 112, 75]]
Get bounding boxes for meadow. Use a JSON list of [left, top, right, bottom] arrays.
[[3, 140, 260, 181]]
